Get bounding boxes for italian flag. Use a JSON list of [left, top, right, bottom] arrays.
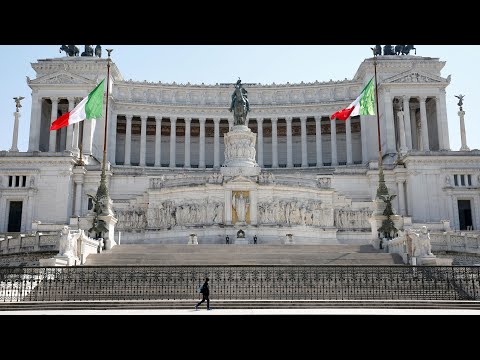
[[331, 77, 376, 121], [50, 79, 105, 131]]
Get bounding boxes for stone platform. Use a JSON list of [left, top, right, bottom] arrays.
[[84, 244, 403, 266]]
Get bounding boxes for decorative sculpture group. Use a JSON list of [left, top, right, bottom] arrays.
[[60, 45, 102, 58], [374, 45, 417, 56]]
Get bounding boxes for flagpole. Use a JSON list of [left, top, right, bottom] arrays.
[[372, 48, 388, 198], [102, 52, 112, 174], [95, 48, 114, 217]]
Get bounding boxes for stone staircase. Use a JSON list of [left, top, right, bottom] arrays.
[[84, 244, 404, 266], [1, 300, 480, 311]]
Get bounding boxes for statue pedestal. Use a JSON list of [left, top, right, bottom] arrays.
[[221, 125, 260, 177], [98, 214, 118, 250], [235, 237, 249, 245], [188, 234, 198, 245], [39, 255, 79, 267]]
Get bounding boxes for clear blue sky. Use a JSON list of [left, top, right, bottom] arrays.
[[0, 45, 478, 152]]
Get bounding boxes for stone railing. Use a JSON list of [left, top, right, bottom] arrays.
[[386, 236, 408, 264], [39, 228, 101, 266], [1, 227, 102, 266], [0, 232, 60, 254], [430, 232, 480, 254], [385, 229, 480, 265]]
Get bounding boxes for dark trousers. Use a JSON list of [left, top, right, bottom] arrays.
[[196, 294, 210, 309]]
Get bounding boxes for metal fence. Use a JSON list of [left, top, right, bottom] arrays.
[[0, 265, 479, 302]]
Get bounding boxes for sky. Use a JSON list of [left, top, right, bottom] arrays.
[[0, 45, 478, 152]]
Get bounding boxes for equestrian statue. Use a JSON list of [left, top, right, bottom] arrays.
[[229, 78, 250, 126]]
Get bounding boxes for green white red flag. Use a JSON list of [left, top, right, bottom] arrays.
[[331, 77, 375, 121], [50, 79, 105, 131]]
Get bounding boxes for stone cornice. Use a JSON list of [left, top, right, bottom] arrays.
[[0, 153, 77, 167], [111, 101, 354, 119], [0, 168, 40, 174], [112, 82, 363, 107], [354, 56, 446, 81], [32, 58, 123, 81]]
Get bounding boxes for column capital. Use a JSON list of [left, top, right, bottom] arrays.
[[170, 117, 177, 122], [419, 95, 428, 103], [271, 117, 278, 123], [256, 118, 263, 124], [213, 117, 221, 124], [67, 97, 75, 103], [314, 115, 321, 122], [285, 116, 292, 122], [300, 116, 307, 122], [402, 95, 411, 102], [184, 117, 192, 123], [139, 115, 145, 120], [199, 117, 206, 124], [50, 97, 59, 104], [126, 114, 133, 120]]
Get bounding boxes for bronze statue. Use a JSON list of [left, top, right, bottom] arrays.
[[378, 194, 398, 240], [95, 45, 102, 58], [455, 94, 465, 108], [402, 45, 416, 55], [59, 45, 79, 57], [229, 78, 250, 126], [13, 96, 25, 112], [81, 45, 94, 57], [374, 45, 417, 56], [383, 45, 395, 56]]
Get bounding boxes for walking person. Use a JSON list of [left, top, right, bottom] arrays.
[[195, 277, 211, 310]]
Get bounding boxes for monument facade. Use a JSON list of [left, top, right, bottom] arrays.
[[0, 50, 479, 245]]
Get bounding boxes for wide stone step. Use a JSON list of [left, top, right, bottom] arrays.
[[1, 300, 480, 311], [85, 244, 403, 265]]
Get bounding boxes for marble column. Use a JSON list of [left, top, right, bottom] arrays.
[[170, 117, 177, 168], [154, 117, 162, 167], [435, 95, 444, 150], [402, 96, 413, 150], [419, 96, 429, 151], [300, 116, 308, 167], [315, 116, 322, 167], [331, 118, 338, 166], [199, 117, 206, 168], [9, 112, 20, 152], [49, 98, 59, 152], [184, 117, 191, 168], [458, 110, 470, 151], [108, 112, 117, 165], [75, 181, 83, 216], [410, 106, 418, 150], [286, 116, 293, 168], [213, 117, 220, 168], [124, 115, 132, 166], [271, 117, 278, 168], [28, 93, 42, 152], [439, 90, 450, 150], [397, 180, 406, 216], [397, 110, 408, 155], [139, 115, 146, 166], [257, 118, 264, 167], [228, 119, 233, 131], [360, 115, 368, 164], [384, 92, 396, 154], [71, 98, 80, 151], [66, 97, 75, 151], [346, 116, 353, 165], [245, 118, 249, 127]]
